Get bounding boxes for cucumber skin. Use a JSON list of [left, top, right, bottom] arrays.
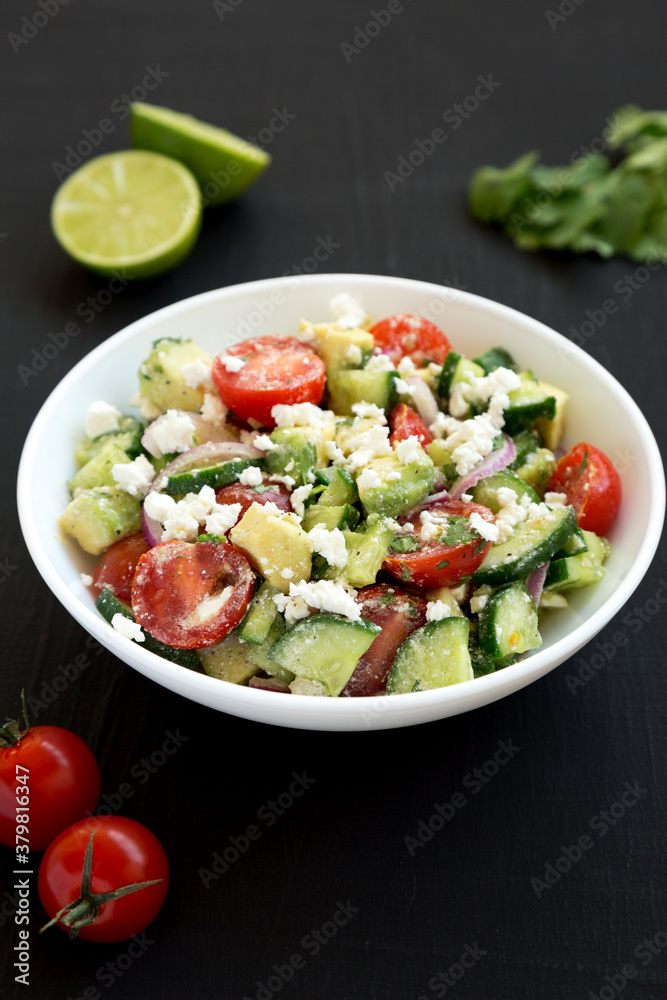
[[164, 458, 262, 496], [472, 505, 577, 587], [477, 582, 541, 661], [95, 588, 200, 669], [387, 617, 472, 694]]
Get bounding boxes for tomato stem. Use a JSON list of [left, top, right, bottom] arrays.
[[0, 690, 30, 748], [39, 831, 164, 941]]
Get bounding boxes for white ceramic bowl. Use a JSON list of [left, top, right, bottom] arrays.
[[17, 274, 665, 731]]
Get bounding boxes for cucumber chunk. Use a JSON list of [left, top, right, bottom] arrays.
[[502, 371, 557, 435], [387, 617, 473, 693], [68, 441, 134, 493], [545, 530, 611, 591], [60, 487, 142, 555], [473, 504, 577, 586], [472, 346, 517, 374], [236, 581, 281, 645], [327, 369, 398, 415], [338, 513, 396, 588], [245, 615, 293, 684], [302, 504, 360, 533], [317, 468, 358, 507], [95, 588, 200, 669], [198, 634, 262, 684], [438, 352, 484, 411], [75, 416, 144, 467], [470, 471, 540, 512], [163, 457, 263, 496], [477, 582, 542, 662], [267, 613, 380, 696]]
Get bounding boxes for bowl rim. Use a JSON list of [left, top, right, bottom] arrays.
[[17, 272, 666, 729]]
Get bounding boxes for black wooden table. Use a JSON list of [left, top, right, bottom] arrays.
[[2, 2, 666, 997]]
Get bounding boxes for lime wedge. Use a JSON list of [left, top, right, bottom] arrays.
[[129, 102, 271, 206], [51, 150, 202, 278]]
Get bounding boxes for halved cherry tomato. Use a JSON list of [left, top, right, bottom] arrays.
[[341, 584, 427, 697], [215, 480, 292, 525], [548, 442, 621, 536], [131, 540, 254, 648], [38, 815, 168, 943], [212, 336, 326, 427], [91, 532, 148, 603], [368, 314, 451, 367], [389, 403, 433, 449], [382, 499, 495, 589]]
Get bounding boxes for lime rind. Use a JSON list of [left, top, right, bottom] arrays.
[[51, 150, 202, 278], [129, 102, 271, 205]]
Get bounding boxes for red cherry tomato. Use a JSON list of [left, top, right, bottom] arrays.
[[0, 697, 100, 852], [215, 480, 292, 525], [212, 336, 326, 427], [38, 815, 168, 943], [389, 403, 433, 449], [382, 499, 495, 589], [549, 442, 622, 536], [341, 584, 428, 697], [368, 314, 452, 367], [131, 540, 254, 648], [92, 532, 148, 603]]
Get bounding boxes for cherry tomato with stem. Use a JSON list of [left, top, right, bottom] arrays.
[[0, 692, 101, 852], [39, 815, 168, 943]]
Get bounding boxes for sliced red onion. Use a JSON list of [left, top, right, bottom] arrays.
[[141, 441, 264, 548], [404, 375, 440, 427], [526, 562, 549, 606], [248, 676, 292, 693], [142, 411, 239, 458], [449, 434, 516, 500]]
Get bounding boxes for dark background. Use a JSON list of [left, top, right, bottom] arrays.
[[2, 1, 666, 998]]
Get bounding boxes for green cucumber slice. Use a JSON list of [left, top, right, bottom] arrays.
[[387, 617, 473, 693], [163, 457, 263, 495], [470, 471, 540, 512], [327, 369, 398, 416], [267, 613, 380, 696], [477, 582, 542, 662], [473, 504, 577, 586], [236, 581, 281, 645]]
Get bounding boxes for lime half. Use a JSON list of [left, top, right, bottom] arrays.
[[130, 102, 271, 206], [51, 150, 202, 278]]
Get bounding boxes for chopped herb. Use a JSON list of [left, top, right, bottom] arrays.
[[575, 449, 590, 483], [472, 539, 488, 556], [390, 535, 419, 553], [435, 558, 450, 570]]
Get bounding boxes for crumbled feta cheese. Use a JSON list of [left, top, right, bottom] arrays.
[[351, 401, 387, 424], [200, 392, 228, 424], [384, 470, 402, 482], [271, 403, 335, 428], [364, 353, 395, 373], [329, 292, 367, 329], [129, 392, 162, 422], [253, 434, 280, 452], [429, 411, 461, 439], [273, 593, 310, 626], [147, 411, 196, 457], [346, 344, 363, 364], [280, 568, 294, 580], [357, 468, 382, 490], [238, 465, 264, 486], [444, 414, 498, 477], [397, 356, 417, 375], [545, 491, 568, 508], [393, 377, 414, 396], [181, 358, 213, 389], [426, 600, 451, 622], [290, 483, 314, 519], [268, 473, 296, 489], [145, 486, 241, 541], [111, 614, 145, 642], [84, 401, 121, 439], [143, 491, 177, 522], [324, 440, 347, 466], [219, 354, 246, 373], [460, 493, 473, 502], [111, 455, 156, 498], [204, 504, 242, 536], [469, 511, 499, 543], [307, 526, 348, 569], [395, 435, 423, 465], [281, 579, 360, 620], [344, 423, 392, 470], [469, 593, 489, 613], [80, 573, 94, 587]]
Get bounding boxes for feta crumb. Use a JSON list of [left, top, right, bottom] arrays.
[[290, 483, 314, 519], [268, 473, 296, 488], [364, 353, 395, 373], [273, 593, 310, 626], [219, 354, 246, 373], [111, 455, 155, 498], [397, 356, 417, 375], [393, 377, 414, 396], [329, 292, 367, 329], [460, 493, 473, 503], [280, 568, 295, 579], [426, 600, 451, 622], [395, 435, 423, 465], [445, 414, 498, 477], [343, 423, 392, 470], [346, 344, 363, 364], [307, 526, 348, 569], [357, 468, 382, 490], [204, 503, 242, 536], [469, 511, 499, 543], [384, 470, 402, 482], [238, 465, 264, 486], [80, 573, 94, 587], [253, 434, 280, 452], [181, 358, 213, 389], [147, 410, 196, 457], [111, 614, 145, 643], [271, 403, 334, 428], [351, 401, 387, 424], [84, 401, 121, 439], [283, 579, 361, 620], [545, 491, 568, 508], [200, 392, 228, 424], [429, 411, 461, 439]]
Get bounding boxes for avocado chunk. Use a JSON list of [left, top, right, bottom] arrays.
[[301, 321, 374, 375], [357, 450, 435, 520], [68, 441, 134, 493], [229, 503, 311, 594], [138, 337, 212, 413]]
